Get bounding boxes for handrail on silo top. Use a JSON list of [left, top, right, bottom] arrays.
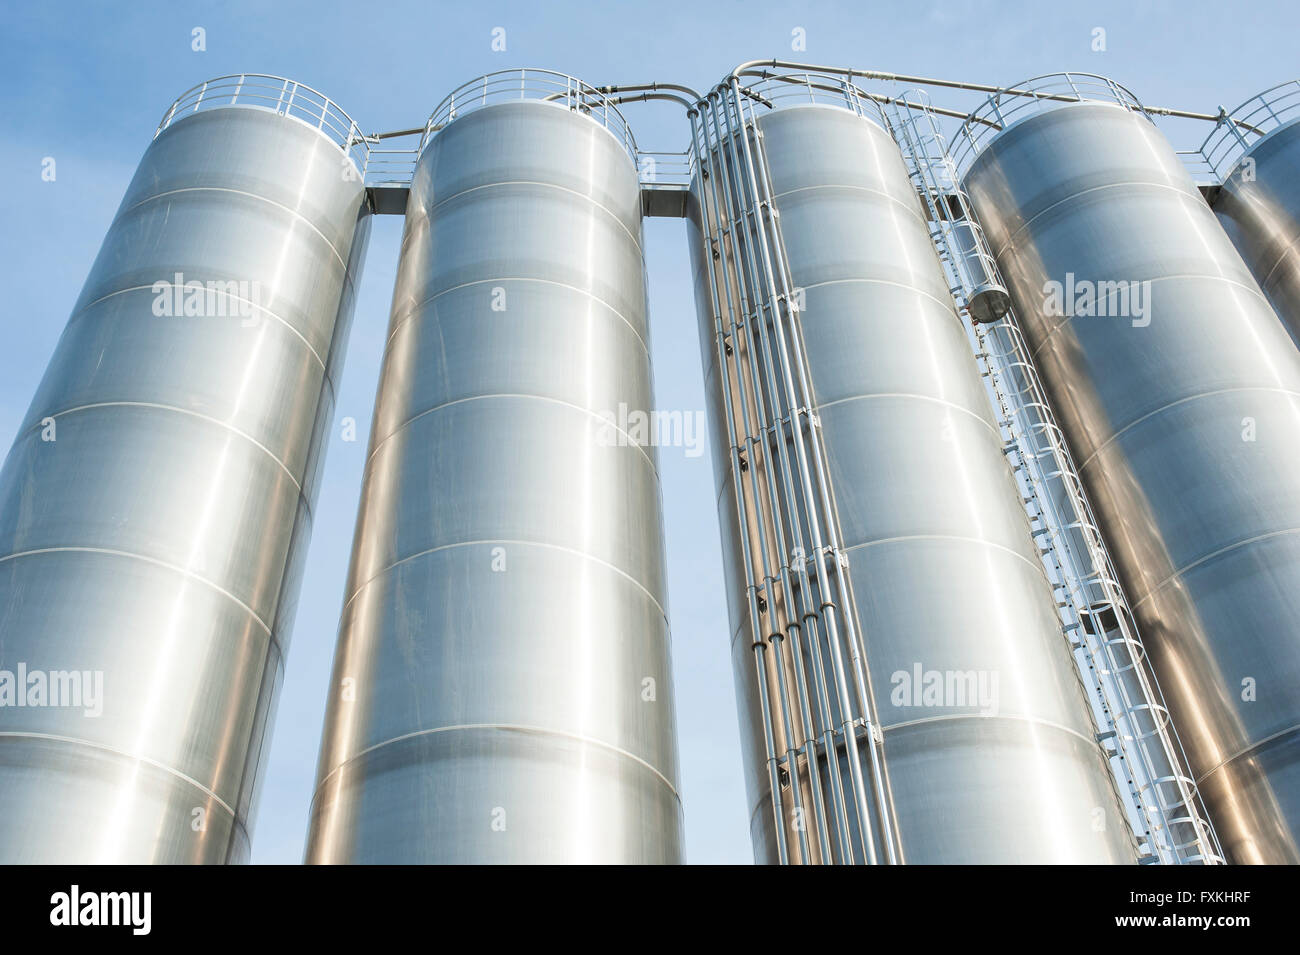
[[729, 67, 891, 126], [1194, 80, 1300, 178], [419, 69, 640, 164], [951, 72, 1150, 176], [155, 73, 370, 181]]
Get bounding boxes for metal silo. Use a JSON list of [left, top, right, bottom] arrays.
[[687, 72, 1137, 863], [0, 76, 370, 863], [1205, 82, 1300, 347], [306, 72, 682, 863], [960, 74, 1300, 864]]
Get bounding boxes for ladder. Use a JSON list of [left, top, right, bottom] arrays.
[[884, 91, 1223, 865]]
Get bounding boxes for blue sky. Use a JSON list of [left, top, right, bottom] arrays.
[[3, 0, 1297, 864]]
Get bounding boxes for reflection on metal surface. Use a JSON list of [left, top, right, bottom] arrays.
[[1210, 84, 1300, 348], [0, 97, 369, 862], [306, 97, 682, 863], [964, 96, 1300, 864], [890, 92, 1220, 864], [688, 80, 1137, 863]]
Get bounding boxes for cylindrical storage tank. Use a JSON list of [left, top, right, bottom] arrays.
[[962, 79, 1300, 864], [1211, 84, 1300, 347], [306, 77, 682, 863], [0, 76, 370, 863], [687, 95, 1136, 863]]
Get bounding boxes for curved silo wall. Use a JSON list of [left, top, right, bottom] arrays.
[[1214, 116, 1300, 348], [687, 103, 1136, 863], [0, 103, 370, 862], [306, 99, 683, 863], [964, 100, 1300, 864]]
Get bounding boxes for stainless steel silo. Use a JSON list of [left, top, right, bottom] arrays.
[[306, 73, 682, 863], [961, 77, 1300, 864], [1210, 83, 1300, 347], [687, 81, 1137, 863], [0, 76, 370, 863]]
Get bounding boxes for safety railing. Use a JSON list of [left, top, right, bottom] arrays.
[[1193, 79, 1300, 178], [420, 69, 638, 162], [731, 67, 892, 126], [952, 72, 1149, 175], [363, 147, 420, 186], [156, 74, 370, 177], [637, 150, 692, 186], [1176, 148, 1221, 186]]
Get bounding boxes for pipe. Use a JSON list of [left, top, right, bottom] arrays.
[[732, 71, 996, 128], [605, 91, 699, 111], [689, 99, 795, 863], [364, 126, 425, 141], [729, 59, 1265, 134], [595, 81, 703, 107], [723, 78, 902, 862], [700, 86, 851, 862]]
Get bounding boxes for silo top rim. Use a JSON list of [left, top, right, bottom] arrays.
[[1194, 79, 1300, 177], [756, 101, 889, 133], [725, 68, 890, 128], [156, 74, 366, 160], [420, 69, 639, 163], [952, 72, 1148, 177]]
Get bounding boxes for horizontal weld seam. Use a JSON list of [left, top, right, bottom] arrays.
[[116, 185, 357, 273], [12, 401, 306, 495], [363, 392, 662, 479], [1078, 386, 1300, 472], [0, 546, 280, 647], [768, 182, 928, 227], [1028, 273, 1276, 367], [0, 731, 240, 819], [1131, 526, 1300, 611], [382, 276, 649, 358], [67, 283, 332, 377], [1194, 722, 1300, 785], [339, 537, 669, 625], [877, 711, 1099, 748], [311, 722, 681, 807], [991, 179, 1212, 259], [421, 179, 644, 255]]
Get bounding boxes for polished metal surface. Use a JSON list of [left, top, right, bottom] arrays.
[[0, 102, 369, 862], [306, 98, 682, 863], [965, 100, 1300, 864], [891, 94, 1220, 863], [1214, 116, 1300, 348], [689, 102, 1136, 863]]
